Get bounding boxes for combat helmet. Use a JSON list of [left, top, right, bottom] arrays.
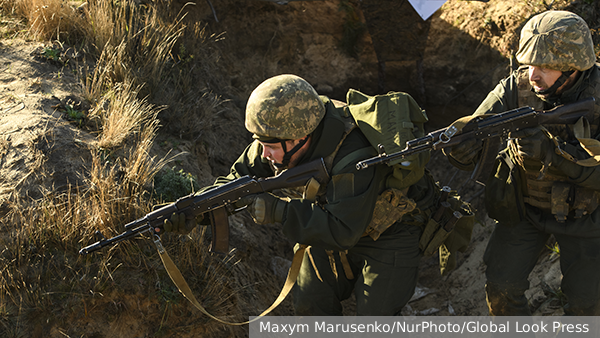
[[516, 10, 595, 72], [245, 74, 325, 167], [245, 74, 325, 141]]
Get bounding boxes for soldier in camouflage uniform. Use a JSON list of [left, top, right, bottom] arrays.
[[447, 11, 600, 315], [167, 74, 438, 315]]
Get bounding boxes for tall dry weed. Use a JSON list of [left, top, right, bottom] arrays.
[[93, 81, 165, 150], [0, 124, 170, 332], [84, 0, 185, 92], [13, 0, 86, 41]]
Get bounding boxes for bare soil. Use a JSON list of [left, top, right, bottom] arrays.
[[2, 0, 598, 336]]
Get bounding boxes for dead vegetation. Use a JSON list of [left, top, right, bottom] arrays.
[[0, 0, 254, 337]]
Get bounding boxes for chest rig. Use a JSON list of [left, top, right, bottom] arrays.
[[514, 66, 600, 221]]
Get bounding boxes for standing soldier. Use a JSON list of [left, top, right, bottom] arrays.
[[447, 10, 600, 315], [166, 74, 440, 315]]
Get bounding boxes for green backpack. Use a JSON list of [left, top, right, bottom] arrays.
[[346, 89, 430, 188], [345, 89, 475, 275]]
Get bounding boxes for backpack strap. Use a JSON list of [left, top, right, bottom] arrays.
[[331, 146, 375, 175]]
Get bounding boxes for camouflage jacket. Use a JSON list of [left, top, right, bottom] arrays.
[[207, 97, 438, 252], [472, 64, 600, 191], [208, 100, 389, 251]]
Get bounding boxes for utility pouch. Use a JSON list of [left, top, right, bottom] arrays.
[[419, 186, 471, 255], [419, 185, 476, 275], [363, 187, 416, 241], [572, 187, 600, 218], [550, 182, 600, 221], [419, 186, 451, 253], [551, 182, 571, 223], [485, 149, 526, 224]]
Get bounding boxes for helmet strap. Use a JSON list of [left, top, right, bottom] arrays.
[[273, 136, 309, 169], [534, 70, 574, 96]]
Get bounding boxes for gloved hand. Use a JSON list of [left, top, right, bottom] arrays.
[[237, 193, 288, 224], [510, 127, 552, 162], [448, 138, 483, 164], [163, 212, 202, 234]]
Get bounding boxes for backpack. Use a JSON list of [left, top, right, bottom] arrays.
[[346, 89, 430, 188], [344, 89, 475, 275]]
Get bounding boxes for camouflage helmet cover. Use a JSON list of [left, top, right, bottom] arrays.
[[245, 74, 325, 140], [516, 10, 596, 72]]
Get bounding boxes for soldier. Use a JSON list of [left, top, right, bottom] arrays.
[[447, 10, 600, 315], [166, 74, 438, 315]]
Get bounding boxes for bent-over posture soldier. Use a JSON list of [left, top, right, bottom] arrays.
[[447, 10, 600, 315], [166, 74, 439, 315]]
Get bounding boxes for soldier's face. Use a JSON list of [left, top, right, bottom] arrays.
[[528, 66, 562, 93], [528, 66, 578, 96], [260, 136, 310, 168]]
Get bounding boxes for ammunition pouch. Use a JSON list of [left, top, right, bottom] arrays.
[[485, 149, 527, 224], [419, 186, 475, 275], [488, 148, 600, 223], [362, 187, 416, 241], [524, 176, 600, 222]]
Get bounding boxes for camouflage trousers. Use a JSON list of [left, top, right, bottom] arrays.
[[293, 221, 422, 316], [484, 205, 600, 316]]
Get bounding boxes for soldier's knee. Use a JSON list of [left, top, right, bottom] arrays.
[[293, 285, 342, 316], [485, 281, 531, 316]]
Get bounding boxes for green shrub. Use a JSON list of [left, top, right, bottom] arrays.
[[153, 167, 199, 202]]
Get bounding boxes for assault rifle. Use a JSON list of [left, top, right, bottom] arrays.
[[356, 97, 596, 172], [79, 158, 329, 255]]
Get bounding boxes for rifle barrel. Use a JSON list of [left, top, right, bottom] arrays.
[[80, 222, 151, 254]]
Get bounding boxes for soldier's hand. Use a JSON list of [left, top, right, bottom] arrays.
[[237, 193, 288, 225], [448, 138, 483, 164], [163, 212, 202, 234], [511, 127, 552, 162]]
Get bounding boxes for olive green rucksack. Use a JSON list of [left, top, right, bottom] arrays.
[[346, 89, 430, 188], [345, 89, 475, 275]]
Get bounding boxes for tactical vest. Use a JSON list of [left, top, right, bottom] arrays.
[[513, 66, 600, 221]]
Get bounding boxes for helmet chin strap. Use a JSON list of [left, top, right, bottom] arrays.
[[534, 70, 574, 96], [272, 136, 309, 169]]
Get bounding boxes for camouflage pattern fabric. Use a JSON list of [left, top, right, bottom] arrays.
[[245, 74, 325, 140], [461, 10, 600, 315], [516, 10, 596, 72], [363, 188, 416, 241]]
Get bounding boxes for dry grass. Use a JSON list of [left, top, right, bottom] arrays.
[[0, 0, 251, 336], [94, 81, 164, 149], [12, 0, 86, 41], [0, 118, 246, 336], [84, 0, 186, 92]]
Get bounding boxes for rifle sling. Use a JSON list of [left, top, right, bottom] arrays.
[[155, 239, 308, 325], [555, 117, 600, 167]]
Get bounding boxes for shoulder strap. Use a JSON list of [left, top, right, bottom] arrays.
[[331, 146, 375, 175]]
